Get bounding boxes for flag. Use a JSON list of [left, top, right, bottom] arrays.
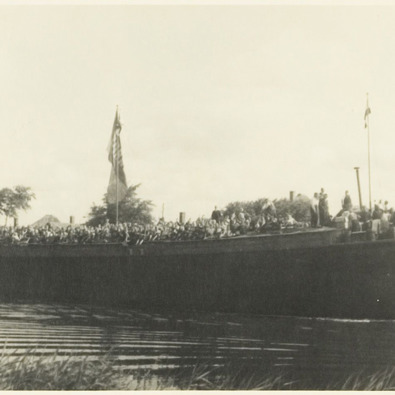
[[107, 109, 128, 204], [364, 106, 371, 128]]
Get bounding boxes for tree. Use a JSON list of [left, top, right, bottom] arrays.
[[86, 184, 154, 227], [224, 198, 271, 218], [274, 195, 311, 223], [0, 185, 36, 226], [224, 195, 311, 224]]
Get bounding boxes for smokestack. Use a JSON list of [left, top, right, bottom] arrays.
[[179, 212, 186, 224], [70, 216, 75, 225], [289, 191, 294, 202], [13, 217, 18, 228]]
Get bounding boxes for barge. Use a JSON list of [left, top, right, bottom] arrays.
[[1, 227, 395, 319]]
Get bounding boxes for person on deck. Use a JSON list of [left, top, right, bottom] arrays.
[[359, 206, 371, 231], [319, 188, 325, 202], [342, 191, 352, 212], [310, 193, 320, 227], [211, 206, 221, 223], [319, 193, 330, 226], [237, 208, 245, 221], [262, 199, 277, 217]]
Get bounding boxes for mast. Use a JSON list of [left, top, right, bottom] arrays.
[[116, 105, 119, 225], [354, 166, 362, 210], [365, 93, 372, 211]]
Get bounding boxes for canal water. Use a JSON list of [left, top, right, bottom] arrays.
[[0, 303, 394, 389]]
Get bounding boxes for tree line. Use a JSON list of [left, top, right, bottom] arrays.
[[0, 183, 311, 227], [85, 186, 311, 226]]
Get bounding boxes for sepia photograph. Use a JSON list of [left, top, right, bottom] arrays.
[[1, 0, 395, 390]]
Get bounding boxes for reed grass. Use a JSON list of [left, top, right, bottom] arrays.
[[171, 363, 286, 390], [0, 348, 122, 390], [0, 348, 394, 390], [336, 367, 395, 391]]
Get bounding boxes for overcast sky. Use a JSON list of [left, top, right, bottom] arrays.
[[1, 2, 395, 225]]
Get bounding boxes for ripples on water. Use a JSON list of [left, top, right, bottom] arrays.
[[0, 303, 394, 388]]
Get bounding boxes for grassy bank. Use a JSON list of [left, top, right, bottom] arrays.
[[0, 350, 394, 390]]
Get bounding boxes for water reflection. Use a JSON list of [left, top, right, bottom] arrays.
[[0, 303, 393, 387]]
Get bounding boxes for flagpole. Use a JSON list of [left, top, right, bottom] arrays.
[[366, 93, 372, 212], [116, 106, 119, 225], [116, 154, 119, 225]]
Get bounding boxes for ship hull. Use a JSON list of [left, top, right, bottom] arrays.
[[0, 228, 394, 319]]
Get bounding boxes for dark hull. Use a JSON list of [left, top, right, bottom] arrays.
[[0, 228, 394, 319]]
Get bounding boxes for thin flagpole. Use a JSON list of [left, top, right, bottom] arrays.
[[116, 155, 119, 225], [116, 106, 119, 225], [366, 93, 372, 212]]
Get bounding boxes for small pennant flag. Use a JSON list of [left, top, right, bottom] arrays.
[[364, 106, 371, 128]]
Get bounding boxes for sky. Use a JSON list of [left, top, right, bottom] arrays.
[[1, 1, 395, 225]]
